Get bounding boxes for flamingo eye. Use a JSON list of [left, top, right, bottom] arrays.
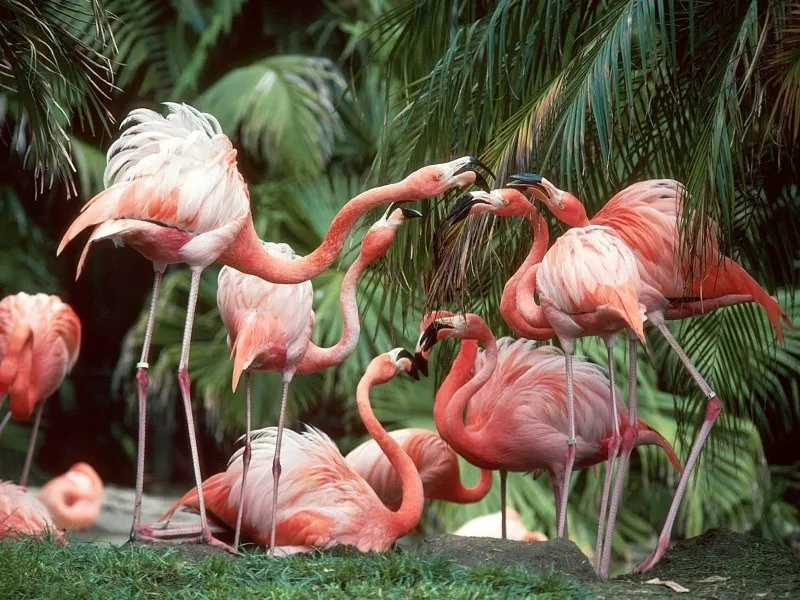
[[503, 199, 510, 206]]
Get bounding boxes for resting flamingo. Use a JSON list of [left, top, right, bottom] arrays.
[[0, 481, 64, 543], [414, 313, 680, 542], [0, 293, 81, 487], [506, 175, 792, 574], [345, 428, 492, 510], [36, 462, 103, 531], [147, 349, 423, 553], [56, 102, 491, 547], [217, 204, 421, 551]]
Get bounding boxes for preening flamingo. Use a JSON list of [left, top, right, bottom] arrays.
[[453, 507, 548, 542], [506, 175, 793, 574], [36, 462, 103, 531], [0, 481, 64, 544], [149, 349, 424, 553], [345, 428, 492, 509], [217, 204, 421, 551], [56, 102, 491, 547], [0, 293, 81, 487], [414, 313, 680, 542]]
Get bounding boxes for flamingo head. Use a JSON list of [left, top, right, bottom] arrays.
[[368, 348, 420, 384], [415, 313, 488, 375], [360, 203, 422, 262], [403, 156, 495, 197], [413, 310, 457, 375], [506, 173, 588, 226], [444, 189, 536, 226]]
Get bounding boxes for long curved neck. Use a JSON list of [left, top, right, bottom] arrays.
[[516, 263, 551, 331], [221, 180, 420, 284], [295, 254, 369, 374], [444, 332, 498, 458], [500, 211, 553, 340], [356, 372, 424, 536], [448, 468, 493, 503], [432, 340, 478, 446]]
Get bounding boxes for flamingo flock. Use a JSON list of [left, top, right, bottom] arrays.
[[0, 103, 791, 579]]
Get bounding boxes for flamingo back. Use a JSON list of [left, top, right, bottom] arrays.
[[0, 293, 81, 420], [346, 428, 458, 509], [0, 481, 64, 543]]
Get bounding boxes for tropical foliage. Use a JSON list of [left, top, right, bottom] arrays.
[[0, 0, 798, 560]]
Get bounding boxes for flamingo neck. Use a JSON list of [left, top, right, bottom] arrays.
[[220, 181, 420, 283], [444, 331, 498, 460], [356, 373, 424, 537], [433, 340, 478, 446], [295, 254, 369, 374], [447, 468, 493, 503], [500, 210, 553, 340]]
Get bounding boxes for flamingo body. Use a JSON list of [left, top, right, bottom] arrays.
[[453, 508, 548, 542], [37, 462, 104, 530], [0, 481, 64, 543]]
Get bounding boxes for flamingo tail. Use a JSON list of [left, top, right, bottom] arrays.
[[159, 472, 231, 522], [0, 323, 33, 404], [230, 316, 279, 391], [635, 418, 683, 473]]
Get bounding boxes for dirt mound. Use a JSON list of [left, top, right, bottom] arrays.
[[420, 534, 598, 582]]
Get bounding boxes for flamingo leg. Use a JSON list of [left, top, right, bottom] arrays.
[[595, 338, 621, 569], [637, 316, 721, 573], [130, 265, 164, 541], [557, 340, 577, 539], [19, 399, 45, 488], [234, 370, 252, 549], [269, 372, 293, 556], [500, 470, 507, 539], [552, 472, 568, 539], [0, 409, 11, 438], [176, 267, 236, 553], [599, 333, 639, 579]]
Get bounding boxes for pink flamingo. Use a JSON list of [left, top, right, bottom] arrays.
[[36, 462, 103, 531], [345, 428, 492, 510], [506, 174, 792, 573], [56, 102, 491, 547], [0, 481, 65, 544], [414, 313, 680, 543], [148, 349, 424, 553], [217, 204, 421, 551], [0, 293, 81, 488]]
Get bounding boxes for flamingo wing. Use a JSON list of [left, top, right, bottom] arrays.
[[0, 481, 64, 543]]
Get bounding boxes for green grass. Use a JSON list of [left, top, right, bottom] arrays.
[[0, 540, 592, 599]]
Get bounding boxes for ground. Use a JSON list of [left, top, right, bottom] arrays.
[[1, 528, 797, 598]]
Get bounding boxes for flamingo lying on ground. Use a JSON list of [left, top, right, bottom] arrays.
[[414, 313, 680, 542], [346, 428, 492, 509], [0, 481, 64, 543], [36, 462, 103, 531], [505, 175, 792, 574], [453, 508, 548, 542], [0, 293, 81, 487], [56, 101, 491, 548], [147, 349, 423, 552], [217, 204, 421, 550]]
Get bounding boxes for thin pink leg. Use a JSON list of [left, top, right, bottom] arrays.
[[269, 373, 293, 556], [599, 334, 639, 579], [130, 266, 164, 541], [552, 473, 568, 539], [0, 409, 11, 438], [595, 339, 621, 569], [637, 316, 722, 572], [234, 370, 252, 549], [176, 267, 236, 553], [557, 341, 577, 539], [19, 400, 45, 488], [500, 470, 508, 539]]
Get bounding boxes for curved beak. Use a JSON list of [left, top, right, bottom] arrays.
[[453, 156, 495, 192], [506, 172, 550, 198], [400, 207, 423, 220], [445, 192, 490, 226], [414, 352, 429, 378], [395, 348, 420, 380]]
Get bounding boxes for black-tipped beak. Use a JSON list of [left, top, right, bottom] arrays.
[[400, 207, 423, 220], [445, 192, 490, 226], [395, 349, 420, 380], [506, 172, 549, 197], [453, 156, 495, 192], [414, 352, 429, 378]]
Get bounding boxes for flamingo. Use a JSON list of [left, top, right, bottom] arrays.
[[36, 462, 103, 531], [453, 507, 548, 542], [0, 481, 64, 544], [345, 428, 492, 510], [0, 293, 81, 487], [147, 349, 424, 553], [506, 175, 792, 573], [217, 204, 421, 551], [414, 313, 680, 543], [55, 102, 491, 547]]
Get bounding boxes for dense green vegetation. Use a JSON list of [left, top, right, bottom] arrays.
[[1, 0, 798, 565]]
